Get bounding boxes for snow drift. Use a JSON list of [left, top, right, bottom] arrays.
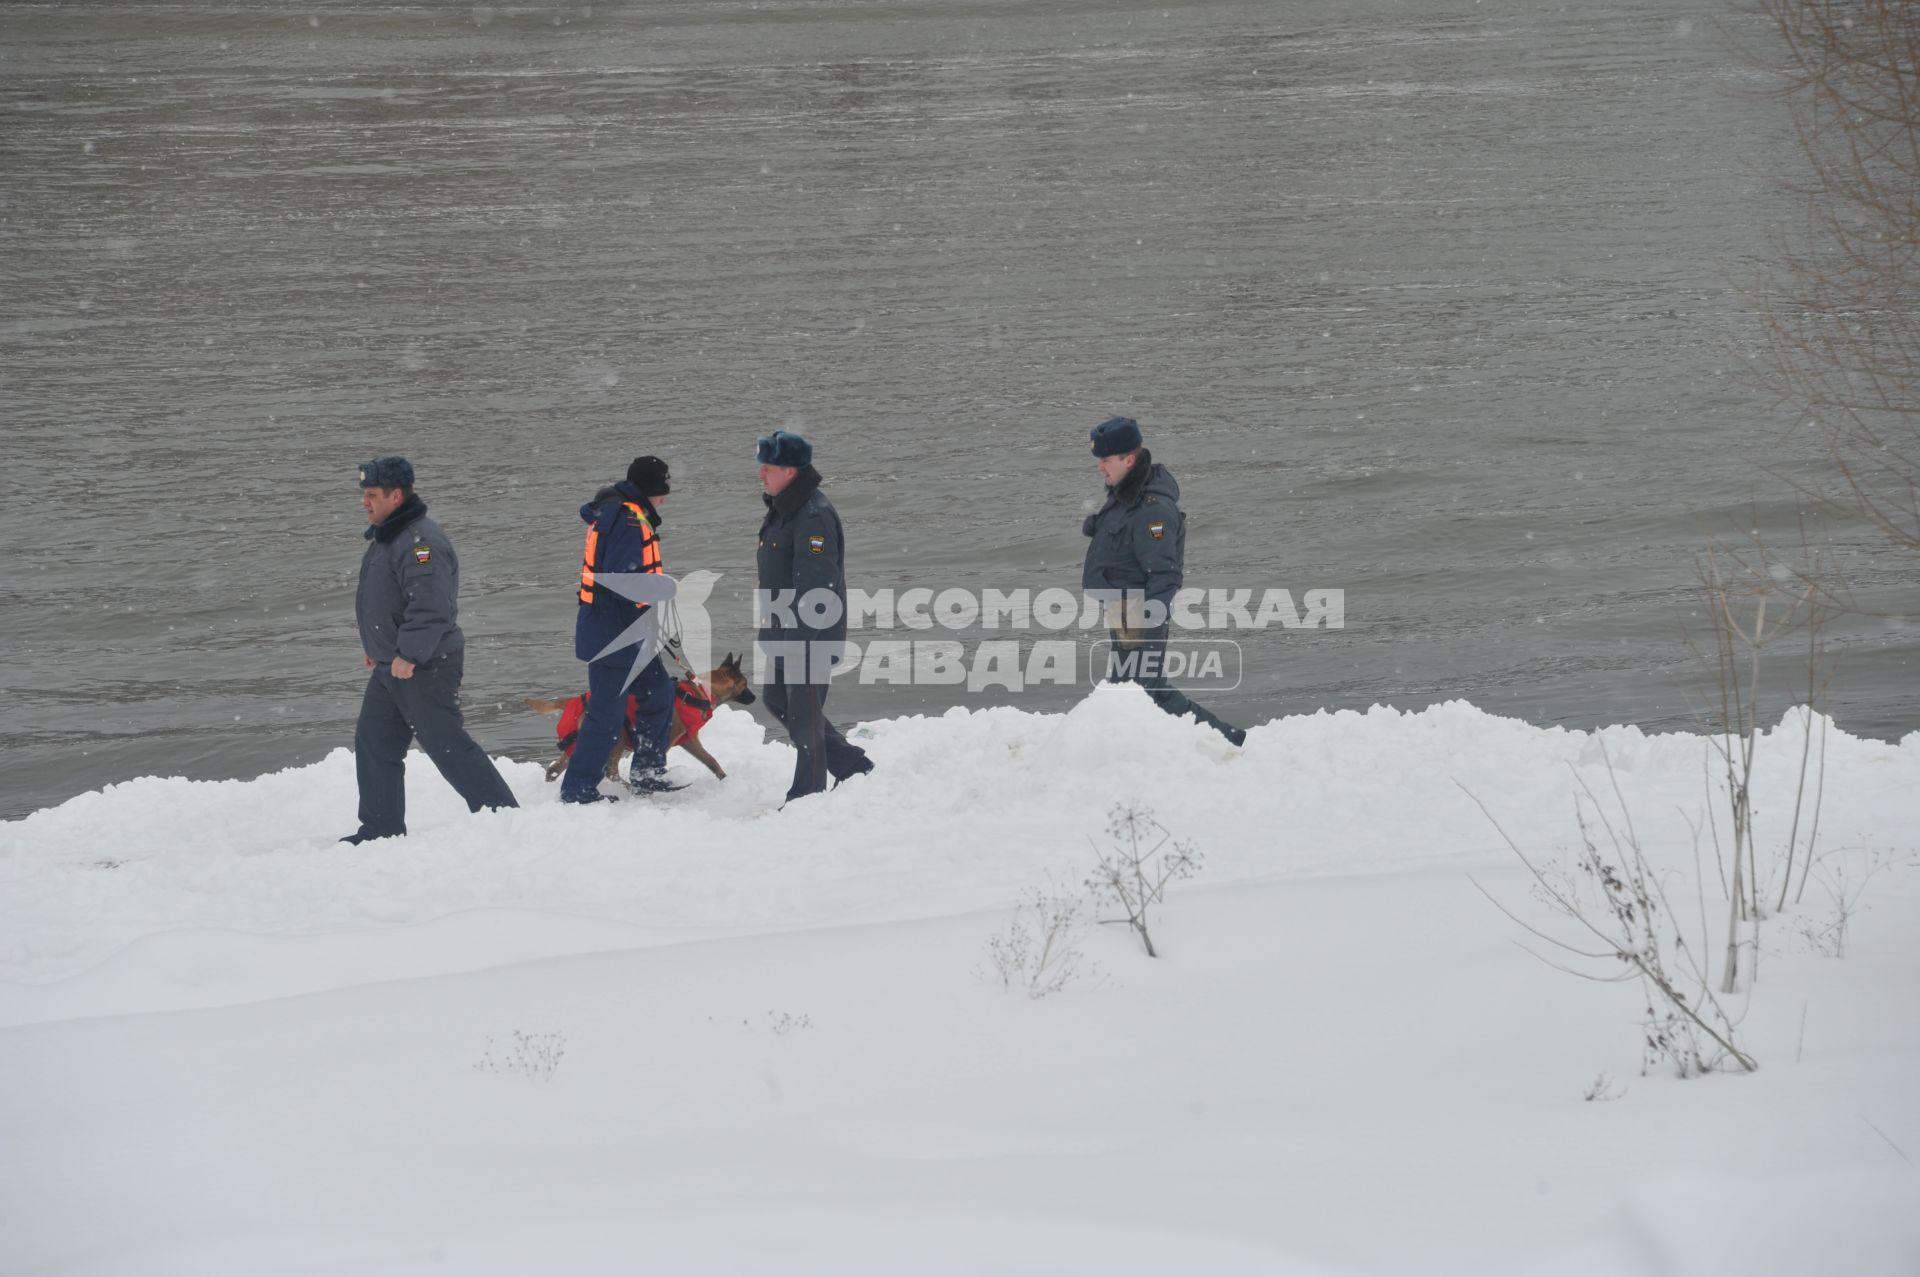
[[2, 691, 1916, 1275]]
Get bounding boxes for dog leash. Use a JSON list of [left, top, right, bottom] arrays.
[[656, 600, 700, 683]]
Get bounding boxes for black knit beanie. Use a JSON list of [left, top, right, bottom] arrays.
[[626, 455, 671, 497]]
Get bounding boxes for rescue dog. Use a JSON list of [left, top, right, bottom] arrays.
[[525, 653, 756, 783]]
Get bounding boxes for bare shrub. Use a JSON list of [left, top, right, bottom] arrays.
[[1583, 1071, 1627, 1103], [1684, 525, 1842, 991], [984, 881, 1094, 998], [1791, 848, 1894, 957], [1466, 764, 1758, 1078], [1085, 804, 1202, 959], [1754, 0, 1920, 554], [475, 1029, 567, 1082]]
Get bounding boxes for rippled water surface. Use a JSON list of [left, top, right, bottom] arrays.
[[3, 0, 1915, 819]]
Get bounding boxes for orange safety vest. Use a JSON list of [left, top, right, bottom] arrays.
[[578, 501, 664, 606]]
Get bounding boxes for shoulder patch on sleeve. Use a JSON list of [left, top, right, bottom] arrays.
[[1147, 519, 1167, 540], [411, 542, 433, 564], [806, 532, 827, 555]]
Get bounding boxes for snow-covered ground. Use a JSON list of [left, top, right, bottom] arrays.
[[2, 690, 1917, 1275]]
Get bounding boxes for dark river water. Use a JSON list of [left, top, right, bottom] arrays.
[[3, 0, 1915, 820]]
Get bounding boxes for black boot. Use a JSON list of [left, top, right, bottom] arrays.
[[831, 757, 875, 789], [561, 790, 622, 805], [1188, 705, 1245, 748]]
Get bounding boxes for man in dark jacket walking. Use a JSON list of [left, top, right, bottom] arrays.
[[345, 456, 519, 844], [561, 455, 679, 803], [754, 430, 873, 803], [1082, 417, 1246, 746]]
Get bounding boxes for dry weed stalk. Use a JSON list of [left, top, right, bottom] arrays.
[[1684, 521, 1843, 990], [1085, 804, 1202, 959], [1793, 848, 1895, 958], [475, 1030, 567, 1082], [985, 882, 1094, 998], [1466, 762, 1757, 1077]]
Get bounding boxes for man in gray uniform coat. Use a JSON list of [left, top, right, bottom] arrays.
[[344, 456, 518, 844], [1082, 417, 1246, 746], [754, 430, 874, 804]]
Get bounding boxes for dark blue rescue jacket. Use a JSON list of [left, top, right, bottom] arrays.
[[575, 480, 666, 662]]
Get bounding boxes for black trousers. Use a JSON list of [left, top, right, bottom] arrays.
[[558, 650, 674, 800], [353, 649, 518, 839], [760, 669, 872, 802], [1105, 626, 1241, 741]]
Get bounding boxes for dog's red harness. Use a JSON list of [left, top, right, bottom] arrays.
[[674, 681, 715, 742], [556, 682, 714, 757], [554, 691, 638, 757]]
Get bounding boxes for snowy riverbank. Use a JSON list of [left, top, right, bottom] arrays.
[[3, 691, 1916, 1274]]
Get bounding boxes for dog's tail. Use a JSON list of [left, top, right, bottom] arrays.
[[524, 696, 572, 715]]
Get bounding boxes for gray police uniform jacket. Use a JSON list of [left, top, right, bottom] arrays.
[[756, 465, 849, 652], [1081, 458, 1186, 614], [356, 498, 466, 666]]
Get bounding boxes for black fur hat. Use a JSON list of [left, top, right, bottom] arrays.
[[1089, 417, 1143, 458], [357, 455, 414, 489], [625, 455, 671, 497], [754, 430, 813, 469]]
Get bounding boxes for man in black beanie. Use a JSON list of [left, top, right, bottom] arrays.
[[754, 430, 873, 804], [561, 455, 681, 802], [1082, 417, 1246, 747]]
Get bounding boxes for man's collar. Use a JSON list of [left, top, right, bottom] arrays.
[[767, 465, 823, 519], [1108, 448, 1153, 504], [365, 493, 427, 543], [608, 480, 662, 526]]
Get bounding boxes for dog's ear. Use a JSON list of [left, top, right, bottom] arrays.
[[722, 651, 738, 670]]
